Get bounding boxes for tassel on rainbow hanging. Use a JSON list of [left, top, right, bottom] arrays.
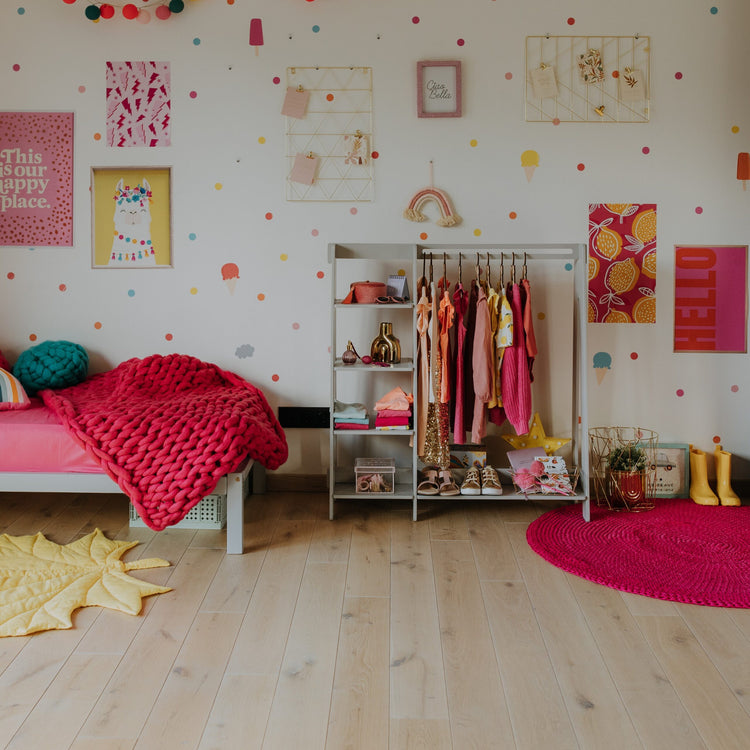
[[403, 161, 461, 227]]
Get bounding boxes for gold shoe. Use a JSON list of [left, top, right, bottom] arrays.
[[481, 466, 503, 495], [460, 466, 482, 495]]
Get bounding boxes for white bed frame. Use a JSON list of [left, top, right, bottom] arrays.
[[0, 459, 265, 554]]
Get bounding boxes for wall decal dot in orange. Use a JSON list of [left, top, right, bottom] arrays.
[[371, 151, 379, 159], [265, 212, 273, 220], [165, 333, 173, 341], [93, 133, 102, 141], [326, 93, 334, 102], [317, 271, 325, 279], [419, 232, 428, 240], [94, 322, 102, 330], [29, 333, 37, 341], [577, 163, 585, 171], [713, 435, 721, 444], [509, 211, 517, 220], [7, 272, 14, 280], [272, 374, 279, 382], [58, 284, 67, 292], [257, 293, 265, 301]]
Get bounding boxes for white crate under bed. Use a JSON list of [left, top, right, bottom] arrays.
[[129, 494, 227, 530]]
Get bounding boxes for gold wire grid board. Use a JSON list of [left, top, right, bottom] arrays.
[[285, 66, 374, 201], [525, 35, 650, 123]]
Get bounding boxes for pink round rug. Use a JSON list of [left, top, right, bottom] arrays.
[[526, 498, 750, 607]]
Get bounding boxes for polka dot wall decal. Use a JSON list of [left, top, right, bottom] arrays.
[[311, 228, 319, 236], [17, 8, 25, 15], [257, 293, 265, 301], [193, 38, 201, 45], [326, 93, 334, 101], [371, 151, 379, 159], [577, 163, 585, 171], [258, 136, 266, 144], [280, 253, 288, 261], [676, 389, 685, 397], [552, 118, 561, 125], [29, 334, 37, 342], [537, 312, 545, 320], [272, 374, 280, 382], [642, 146, 650, 154], [509, 211, 517, 219], [420, 232, 428, 240], [712, 435, 721, 443], [505, 72, 513, 80], [189, 91, 197, 99], [312, 25, 320, 33], [470, 139, 478, 147], [731, 384, 739, 392], [12, 65, 20, 72], [350, 207, 358, 215], [127, 289, 135, 297], [564, 262, 573, 271], [292, 322, 300, 330], [273, 76, 281, 84], [675, 72, 683, 79], [265, 212, 273, 220], [612, 70, 619, 78], [7, 272, 14, 280], [695, 206, 703, 214], [630, 352, 639, 360], [58, 284, 67, 292], [188, 232, 197, 240], [567, 17, 575, 25], [190, 287, 198, 295], [165, 333, 173, 341], [94, 322, 102, 330], [710, 6, 718, 14], [732, 126, 740, 134], [412, 16, 420, 23], [78, 85, 86, 93], [215, 183, 223, 190], [457, 38, 465, 46], [473, 228, 482, 237], [317, 271, 325, 279]]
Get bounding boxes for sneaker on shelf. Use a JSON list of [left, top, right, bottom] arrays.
[[460, 466, 482, 495], [481, 466, 503, 495]]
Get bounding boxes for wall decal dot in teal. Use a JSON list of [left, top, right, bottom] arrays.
[[17, 8, 25, 15], [127, 289, 135, 297], [565, 262, 573, 271], [312, 25, 320, 33], [193, 38, 201, 45], [710, 6, 718, 14], [188, 232, 197, 240]]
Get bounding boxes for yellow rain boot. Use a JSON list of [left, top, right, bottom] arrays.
[[714, 445, 741, 507], [689, 445, 719, 505]]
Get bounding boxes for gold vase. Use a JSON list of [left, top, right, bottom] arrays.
[[370, 322, 401, 364]]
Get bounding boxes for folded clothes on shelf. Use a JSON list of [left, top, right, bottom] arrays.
[[333, 400, 369, 420], [374, 386, 413, 412]]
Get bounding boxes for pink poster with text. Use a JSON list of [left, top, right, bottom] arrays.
[[674, 245, 748, 353], [106, 61, 171, 147], [0, 112, 74, 247]]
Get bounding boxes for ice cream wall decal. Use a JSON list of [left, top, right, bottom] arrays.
[[521, 150, 539, 182], [737, 152, 749, 190], [593, 351, 612, 384], [221, 263, 240, 294], [249, 19, 264, 56]]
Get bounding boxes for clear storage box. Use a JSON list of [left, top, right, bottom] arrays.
[[355, 457, 396, 493]]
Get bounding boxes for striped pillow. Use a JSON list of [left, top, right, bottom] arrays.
[[0, 367, 31, 410]]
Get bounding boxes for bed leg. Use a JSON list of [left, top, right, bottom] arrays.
[[226, 470, 248, 555]]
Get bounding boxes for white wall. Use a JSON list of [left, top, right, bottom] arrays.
[[2, 0, 749, 479]]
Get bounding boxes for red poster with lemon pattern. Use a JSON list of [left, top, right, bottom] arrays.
[[588, 203, 656, 323]]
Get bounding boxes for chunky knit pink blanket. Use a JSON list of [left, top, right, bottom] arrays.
[[41, 354, 288, 530]]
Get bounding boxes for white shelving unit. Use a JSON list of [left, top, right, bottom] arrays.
[[328, 242, 590, 522]]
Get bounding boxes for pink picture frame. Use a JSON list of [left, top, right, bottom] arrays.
[[417, 60, 462, 118]]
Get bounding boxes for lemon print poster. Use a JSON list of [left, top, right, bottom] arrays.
[[588, 203, 656, 323]]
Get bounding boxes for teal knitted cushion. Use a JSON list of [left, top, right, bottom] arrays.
[[13, 340, 88, 394]]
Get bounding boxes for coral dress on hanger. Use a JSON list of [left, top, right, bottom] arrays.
[[451, 281, 468, 444], [500, 281, 532, 436]]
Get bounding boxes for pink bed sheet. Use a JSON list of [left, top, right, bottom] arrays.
[[0, 399, 102, 473]]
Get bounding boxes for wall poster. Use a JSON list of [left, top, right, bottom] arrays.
[[674, 245, 747, 353], [0, 111, 74, 247]]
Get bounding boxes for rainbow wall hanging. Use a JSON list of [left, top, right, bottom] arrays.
[[403, 187, 461, 227]]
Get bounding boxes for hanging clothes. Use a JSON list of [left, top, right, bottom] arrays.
[[488, 281, 513, 426], [438, 283, 454, 405], [521, 276, 538, 382], [451, 279, 468, 445], [470, 284, 493, 445], [461, 279, 478, 436], [485, 279, 501, 416], [500, 281, 532, 436], [415, 282, 431, 458]]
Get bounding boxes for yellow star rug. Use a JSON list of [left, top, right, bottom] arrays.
[[0, 529, 171, 637]]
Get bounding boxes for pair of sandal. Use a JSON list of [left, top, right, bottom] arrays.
[[418, 467, 460, 496]]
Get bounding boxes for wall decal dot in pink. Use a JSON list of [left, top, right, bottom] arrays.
[[265, 212, 273, 220], [29, 334, 37, 342], [412, 16, 420, 23], [630, 352, 638, 360], [567, 17, 575, 25], [7, 272, 14, 280], [731, 384, 739, 392], [695, 206, 703, 214], [642, 146, 650, 154], [94, 322, 102, 330], [317, 271, 325, 279], [676, 389, 685, 397], [509, 211, 517, 220], [457, 38, 465, 46], [505, 72, 513, 80], [350, 207, 358, 215], [257, 293, 265, 301], [189, 91, 197, 99], [12, 64, 20, 72], [552, 118, 561, 126], [712, 435, 721, 443], [272, 374, 280, 382], [311, 228, 319, 236], [273, 76, 281, 84], [420, 232, 428, 240], [78, 85, 86, 93], [675, 72, 683, 80], [58, 284, 67, 292], [165, 333, 173, 341], [292, 322, 300, 330], [577, 163, 585, 171]]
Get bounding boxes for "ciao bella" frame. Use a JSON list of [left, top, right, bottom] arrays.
[[417, 60, 462, 118]]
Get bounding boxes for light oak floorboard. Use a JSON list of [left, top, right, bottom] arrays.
[[0, 491, 744, 749]]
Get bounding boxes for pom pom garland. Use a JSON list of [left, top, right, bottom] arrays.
[[63, 0, 185, 22]]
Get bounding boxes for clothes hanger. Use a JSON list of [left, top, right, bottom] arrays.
[[497, 252, 505, 293], [522, 252, 528, 281], [458, 252, 463, 286], [485, 252, 492, 291]]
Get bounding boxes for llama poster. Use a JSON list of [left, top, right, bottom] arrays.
[[91, 167, 172, 268], [0, 111, 74, 247], [106, 62, 171, 147]]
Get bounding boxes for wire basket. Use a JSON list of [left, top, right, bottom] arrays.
[[589, 427, 658, 511]]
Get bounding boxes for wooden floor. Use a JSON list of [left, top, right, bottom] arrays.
[[0, 491, 748, 749]]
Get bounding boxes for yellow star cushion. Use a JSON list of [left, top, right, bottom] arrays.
[[502, 412, 571, 455]]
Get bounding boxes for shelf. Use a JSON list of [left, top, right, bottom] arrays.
[[334, 358, 414, 371], [334, 301, 413, 309], [334, 428, 413, 436], [333, 482, 414, 500]]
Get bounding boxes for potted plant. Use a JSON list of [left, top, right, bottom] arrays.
[[607, 445, 648, 509]]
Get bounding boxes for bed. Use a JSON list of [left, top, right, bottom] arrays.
[[0, 354, 288, 554]]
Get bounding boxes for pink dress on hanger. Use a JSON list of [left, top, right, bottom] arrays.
[[471, 285, 493, 444], [500, 282, 532, 436], [415, 286, 431, 457], [451, 282, 468, 445], [462, 280, 478, 436], [521, 277, 538, 382]]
